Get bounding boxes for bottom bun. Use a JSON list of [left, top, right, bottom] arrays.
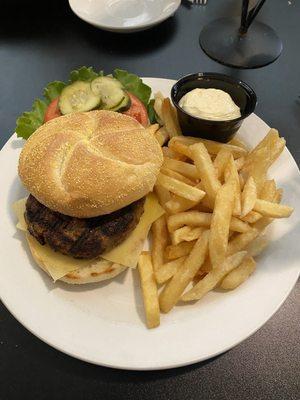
[[26, 233, 127, 285]]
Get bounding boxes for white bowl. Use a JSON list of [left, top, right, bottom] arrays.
[[69, 0, 181, 33]]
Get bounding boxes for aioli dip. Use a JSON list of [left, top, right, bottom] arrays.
[[179, 88, 241, 121]]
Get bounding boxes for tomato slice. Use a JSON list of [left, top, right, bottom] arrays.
[[44, 97, 62, 122], [122, 92, 149, 127]]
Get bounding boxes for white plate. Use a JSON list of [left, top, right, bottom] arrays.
[[0, 78, 299, 370], [69, 0, 181, 33]]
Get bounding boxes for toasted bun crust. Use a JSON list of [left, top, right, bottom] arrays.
[[18, 110, 163, 217], [26, 233, 127, 284]]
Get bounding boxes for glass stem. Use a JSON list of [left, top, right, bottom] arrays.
[[239, 0, 267, 35]]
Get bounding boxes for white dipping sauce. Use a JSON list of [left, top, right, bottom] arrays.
[[179, 88, 241, 121]]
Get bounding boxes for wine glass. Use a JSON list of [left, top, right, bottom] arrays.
[[199, 0, 283, 69]]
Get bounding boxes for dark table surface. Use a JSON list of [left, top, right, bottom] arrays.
[[0, 1, 299, 399]]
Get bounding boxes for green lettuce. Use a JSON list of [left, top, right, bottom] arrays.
[[69, 66, 103, 83], [16, 67, 155, 140], [16, 81, 66, 139], [113, 69, 151, 106]]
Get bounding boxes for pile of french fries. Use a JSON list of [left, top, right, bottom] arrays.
[[138, 96, 294, 329]]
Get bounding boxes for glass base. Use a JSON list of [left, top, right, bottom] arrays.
[[199, 17, 283, 69]]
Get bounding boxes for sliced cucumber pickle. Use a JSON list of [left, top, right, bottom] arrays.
[[59, 81, 101, 115], [91, 76, 127, 110], [110, 93, 131, 112]]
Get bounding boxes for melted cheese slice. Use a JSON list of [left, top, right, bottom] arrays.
[[102, 193, 165, 268], [13, 193, 164, 280]]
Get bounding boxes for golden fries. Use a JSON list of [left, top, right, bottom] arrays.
[[161, 98, 182, 138], [140, 109, 293, 328], [154, 185, 171, 209], [171, 226, 203, 245], [156, 173, 205, 202], [167, 211, 250, 233], [159, 230, 210, 312], [220, 256, 256, 290], [163, 157, 200, 179], [164, 241, 196, 260], [151, 215, 168, 273], [160, 167, 196, 186], [154, 127, 169, 146], [138, 253, 160, 328], [253, 199, 293, 218], [225, 155, 241, 216], [209, 179, 235, 268], [241, 176, 257, 217], [213, 148, 232, 180], [190, 143, 221, 204], [155, 256, 186, 285], [181, 251, 247, 301]]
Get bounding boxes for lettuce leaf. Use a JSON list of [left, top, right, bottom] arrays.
[[16, 99, 48, 139], [43, 81, 66, 103], [16, 67, 154, 140], [16, 81, 66, 139], [147, 99, 157, 124], [113, 69, 151, 106], [69, 66, 103, 83]]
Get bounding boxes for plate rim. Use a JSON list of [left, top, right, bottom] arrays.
[[0, 77, 299, 370], [68, 0, 181, 32]]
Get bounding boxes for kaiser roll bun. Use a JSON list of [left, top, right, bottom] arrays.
[[18, 110, 163, 218]]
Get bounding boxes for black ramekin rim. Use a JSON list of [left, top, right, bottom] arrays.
[[171, 72, 257, 124]]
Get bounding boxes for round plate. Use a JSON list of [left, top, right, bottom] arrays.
[[0, 78, 299, 370], [68, 0, 181, 33]]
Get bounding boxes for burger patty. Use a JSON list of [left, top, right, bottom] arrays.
[[25, 195, 145, 259]]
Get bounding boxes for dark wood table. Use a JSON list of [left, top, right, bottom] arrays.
[[0, 1, 299, 399]]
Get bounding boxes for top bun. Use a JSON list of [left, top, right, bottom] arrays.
[[18, 110, 163, 218]]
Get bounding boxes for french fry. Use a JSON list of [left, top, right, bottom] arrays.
[[245, 129, 284, 167], [153, 92, 164, 122], [190, 142, 221, 204], [259, 179, 276, 201], [167, 211, 250, 233], [234, 156, 245, 171], [219, 256, 256, 290], [165, 196, 198, 214], [164, 241, 196, 260], [227, 215, 272, 256], [171, 136, 247, 158], [156, 173, 206, 202], [161, 98, 182, 137], [154, 185, 171, 209], [159, 230, 210, 313], [153, 127, 169, 146], [225, 155, 241, 216], [209, 179, 235, 268], [151, 215, 168, 273], [181, 251, 247, 301], [163, 157, 200, 179], [213, 148, 232, 180], [160, 167, 196, 186], [253, 199, 293, 218], [240, 210, 262, 223], [229, 137, 249, 151], [242, 130, 286, 192], [162, 146, 186, 161], [246, 235, 269, 257], [169, 139, 192, 158], [138, 253, 160, 328], [171, 226, 203, 245], [145, 123, 160, 136], [155, 256, 186, 285], [227, 228, 260, 256], [274, 188, 283, 203], [239, 173, 245, 190], [241, 176, 257, 217]]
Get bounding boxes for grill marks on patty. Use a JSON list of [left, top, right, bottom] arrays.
[[25, 195, 145, 259]]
